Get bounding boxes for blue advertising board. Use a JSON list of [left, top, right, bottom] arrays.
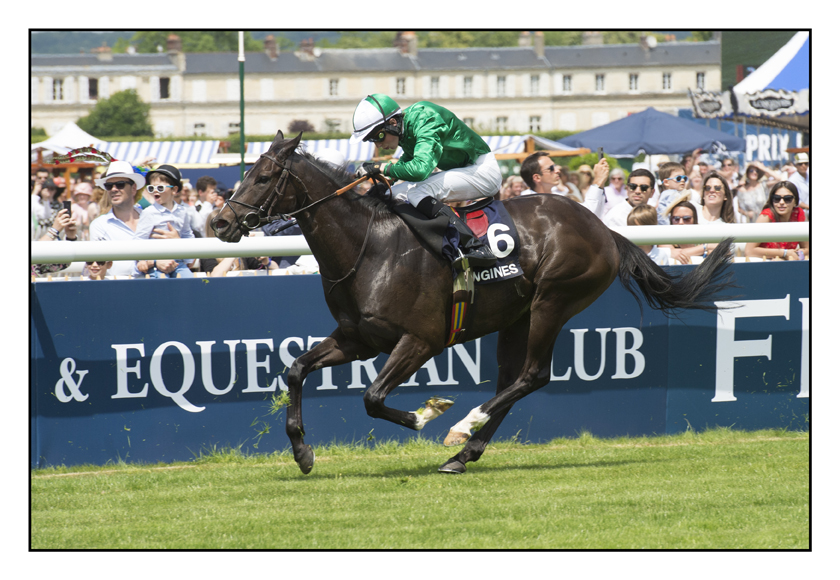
[[30, 262, 809, 468]]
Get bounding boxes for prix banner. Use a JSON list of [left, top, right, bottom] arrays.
[[31, 263, 809, 468]]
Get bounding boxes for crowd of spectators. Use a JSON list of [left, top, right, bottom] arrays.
[[512, 150, 810, 265], [31, 147, 810, 279]]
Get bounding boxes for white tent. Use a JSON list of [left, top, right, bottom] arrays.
[[31, 122, 100, 156]]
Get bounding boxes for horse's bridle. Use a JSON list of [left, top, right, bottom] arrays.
[[220, 149, 386, 293], [220, 153, 309, 236]]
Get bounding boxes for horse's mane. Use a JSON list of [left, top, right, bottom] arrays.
[[297, 149, 398, 217]]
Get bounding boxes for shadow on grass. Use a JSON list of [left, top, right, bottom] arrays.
[[272, 456, 672, 481]]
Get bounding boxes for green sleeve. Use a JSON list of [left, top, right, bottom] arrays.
[[386, 110, 446, 182]]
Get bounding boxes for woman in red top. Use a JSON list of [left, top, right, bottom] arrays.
[[745, 181, 809, 260]]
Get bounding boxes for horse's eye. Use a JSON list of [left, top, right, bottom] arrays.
[[257, 175, 271, 185]]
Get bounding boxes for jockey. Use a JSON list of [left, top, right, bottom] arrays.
[[350, 94, 499, 269]]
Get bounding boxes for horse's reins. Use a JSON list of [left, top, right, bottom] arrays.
[[222, 151, 390, 293]]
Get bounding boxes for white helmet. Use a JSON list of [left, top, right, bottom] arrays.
[[349, 94, 402, 144]]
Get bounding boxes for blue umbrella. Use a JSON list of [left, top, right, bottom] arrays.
[[558, 107, 746, 157]]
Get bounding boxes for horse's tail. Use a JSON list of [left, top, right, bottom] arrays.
[[610, 231, 737, 314]]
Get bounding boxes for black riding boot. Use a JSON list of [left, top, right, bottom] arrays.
[[416, 197, 497, 269]]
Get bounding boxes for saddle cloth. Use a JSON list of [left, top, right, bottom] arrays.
[[452, 199, 523, 285]]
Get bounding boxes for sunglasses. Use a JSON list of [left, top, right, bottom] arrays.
[[772, 195, 795, 204], [541, 164, 557, 173], [627, 183, 651, 192], [85, 261, 107, 266], [103, 181, 132, 191], [795, 162, 809, 166], [666, 175, 689, 183], [704, 185, 723, 192], [146, 184, 175, 194], [363, 127, 388, 143], [671, 215, 694, 223], [610, 176, 624, 181]]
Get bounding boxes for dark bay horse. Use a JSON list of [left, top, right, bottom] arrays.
[[212, 131, 734, 475]]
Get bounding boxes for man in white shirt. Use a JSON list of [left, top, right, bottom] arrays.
[[788, 152, 809, 217], [602, 168, 656, 231], [189, 176, 218, 235], [519, 151, 609, 218]]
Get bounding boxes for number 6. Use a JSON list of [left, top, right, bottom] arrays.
[[487, 224, 515, 258]]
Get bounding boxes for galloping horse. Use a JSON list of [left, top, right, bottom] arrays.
[[212, 131, 733, 474]]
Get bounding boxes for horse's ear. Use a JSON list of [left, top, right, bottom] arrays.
[[279, 131, 303, 156], [272, 130, 285, 145]]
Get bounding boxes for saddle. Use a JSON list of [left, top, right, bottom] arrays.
[[390, 197, 523, 346]]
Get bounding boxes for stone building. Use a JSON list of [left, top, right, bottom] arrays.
[[31, 32, 721, 138]]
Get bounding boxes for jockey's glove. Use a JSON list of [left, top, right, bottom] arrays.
[[355, 162, 382, 179]]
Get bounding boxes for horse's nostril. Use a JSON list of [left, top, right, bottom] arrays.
[[215, 219, 228, 229]]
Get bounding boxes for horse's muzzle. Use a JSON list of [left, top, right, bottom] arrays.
[[211, 214, 242, 243]]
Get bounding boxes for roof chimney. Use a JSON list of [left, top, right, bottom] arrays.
[[518, 31, 532, 47], [264, 34, 278, 60], [92, 42, 112, 62], [394, 31, 417, 57], [166, 34, 182, 54], [582, 31, 604, 45], [533, 31, 545, 58], [296, 38, 316, 61]]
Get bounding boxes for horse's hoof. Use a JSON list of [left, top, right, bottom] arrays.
[[414, 397, 455, 429], [296, 445, 315, 475], [438, 458, 466, 474], [444, 430, 470, 447], [426, 396, 454, 414]]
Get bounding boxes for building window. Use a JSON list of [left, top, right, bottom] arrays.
[[563, 75, 572, 93], [193, 123, 207, 137], [595, 74, 605, 92], [324, 119, 341, 133], [662, 73, 672, 91], [463, 76, 473, 97], [495, 116, 508, 132], [159, 77, 170, 100], [53, 78, 63, 101], [430, 76, 439, 97], [88, 78, 98, 100], [696, 72, 706, 90], [329, 78, 339, 96], [396, 77, 406, 95], [463, 117, 474, 129], [529, 116, 541, 132], [530, 75, 540, 96], [228, 122, 240, 135], [497, 75, 506, 97], [629, 73, 638, 91]]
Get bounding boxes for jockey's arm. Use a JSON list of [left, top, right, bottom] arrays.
[[384, 112, 446, 182]]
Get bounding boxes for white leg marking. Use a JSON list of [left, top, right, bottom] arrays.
[[450, 406, 489, 436]]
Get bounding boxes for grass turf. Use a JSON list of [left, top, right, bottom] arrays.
[[30, 428, 809, 549]]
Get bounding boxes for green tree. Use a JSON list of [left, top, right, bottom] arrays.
[[686, 31, 714, 42], [76, 89, 154, 138], [316, 31, 393, 49], [128, 31, 262, 53]]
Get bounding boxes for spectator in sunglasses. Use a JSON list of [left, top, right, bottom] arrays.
[[82, 260, 114, 280], [788, 153, 809, 217], [603, 168, 655, 230], [698, 172, 736, 225], [654, 162, 689, 225], [718, 157, 740, 189], [133, 164, 195, 278], [90, 160, 148, 277], [658, 197, 705, 265], [745, 182, 808, 260]]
